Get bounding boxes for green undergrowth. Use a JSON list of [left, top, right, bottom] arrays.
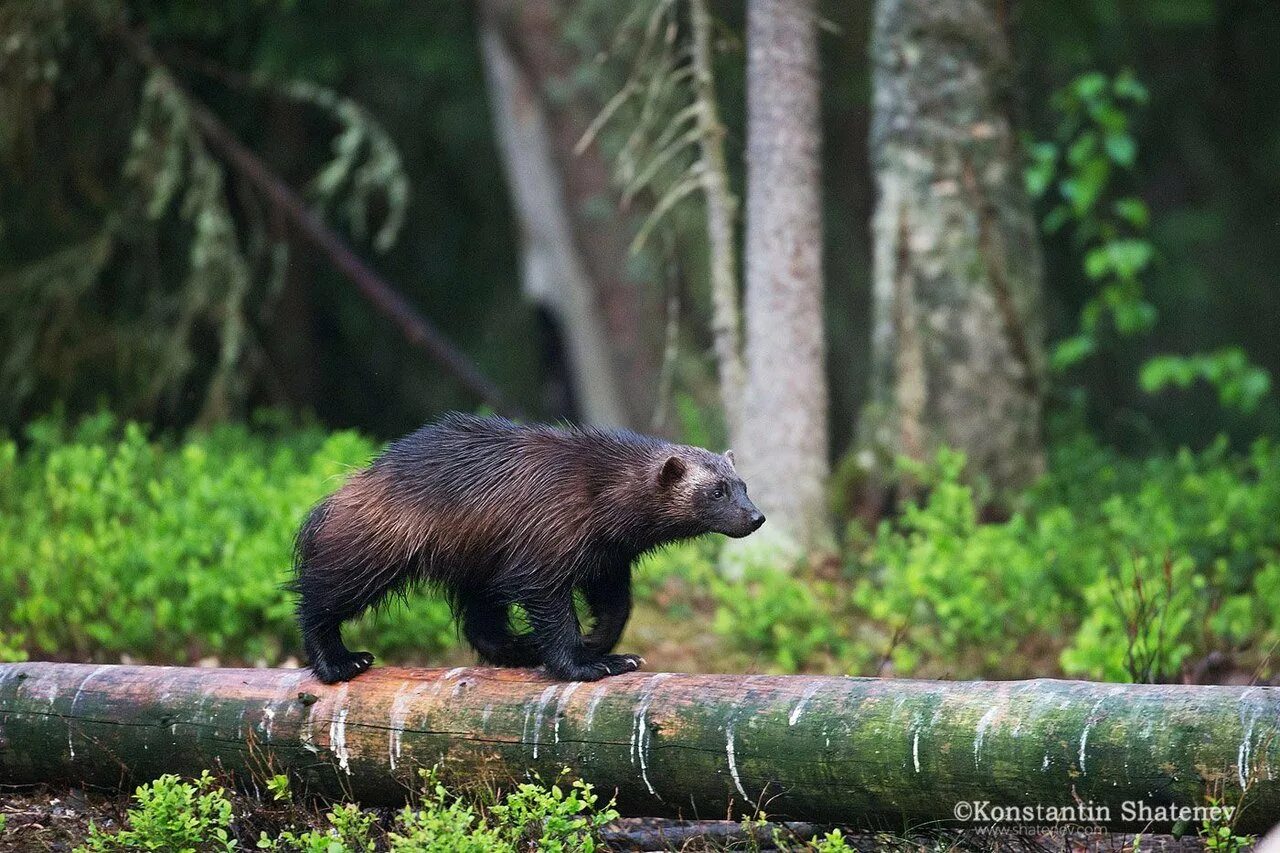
[[74, 768, 620, 852], [703, 435, 1280, 682], [5, 412, 1280, 683], [59, 769, 864, 853], [0, 412, 454, 667]]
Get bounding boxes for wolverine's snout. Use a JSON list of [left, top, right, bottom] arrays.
[[718, 496, 764, 538]]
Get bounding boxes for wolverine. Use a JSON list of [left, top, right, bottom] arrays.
[[293, 413, 765, 683]]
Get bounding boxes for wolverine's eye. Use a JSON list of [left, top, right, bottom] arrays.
[[711, 484, 726, 500]]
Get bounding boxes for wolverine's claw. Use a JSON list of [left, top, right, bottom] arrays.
[[311, 649, 375, 684], [597, 653, 644, 675]]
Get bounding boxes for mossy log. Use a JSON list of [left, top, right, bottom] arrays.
[[2, 663, 1279, 832]]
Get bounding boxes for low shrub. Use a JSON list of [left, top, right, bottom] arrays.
[[0, 412, 456, 666], [711, 561, 861, 674], [855, 435, 1280, 681], [81, 771, 236, 852], [79, 769, 618, 852]]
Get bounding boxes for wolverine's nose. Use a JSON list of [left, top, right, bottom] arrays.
[[749, 511, 765, 532]]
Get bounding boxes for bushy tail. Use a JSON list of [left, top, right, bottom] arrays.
[[286, 498, 331, 594]]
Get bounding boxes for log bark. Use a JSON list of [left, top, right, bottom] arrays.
[[3, 664, 1280, 833], [864, 0, 1046, 493]]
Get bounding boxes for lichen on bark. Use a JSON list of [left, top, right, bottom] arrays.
[[864, 0, 1047, 494]]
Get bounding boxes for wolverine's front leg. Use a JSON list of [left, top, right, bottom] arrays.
[[523, 583, 641, 681], [581, 563, 634, 657]]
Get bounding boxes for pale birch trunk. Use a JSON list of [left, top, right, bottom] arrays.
[[479, 19, 626, 425], [479, 0, 662, 428], [736, 0, 832, 556], [864, 0, 1046, 493]]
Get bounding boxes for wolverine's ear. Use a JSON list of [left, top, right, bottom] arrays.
[[658, 455, 687, 488], [724, 449, 735, 468]]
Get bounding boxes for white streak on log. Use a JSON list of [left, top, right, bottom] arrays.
[[330, 707, 350, 774], [554, 682, 581, 744], [1079, 698, 1106, 775], [585, 684, 608, 730], [725, 719, 749, 802], [1240, 688, 1261, 790], [521, 701, 534, 750], [973, 705, 999, 768], [788, 681, 822, 726], [67, 664, 110, 759], [300, 702, 318, 754], [531, 685, 558, 759], [632, 674, 670, 800], [258, 702, 277, 738], [388, 684, 413, 771]]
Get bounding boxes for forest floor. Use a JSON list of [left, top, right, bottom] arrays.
[[0, 786, 1214, 852]]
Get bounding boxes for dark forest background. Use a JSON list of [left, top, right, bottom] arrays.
[[5, 0, 1278, 449]]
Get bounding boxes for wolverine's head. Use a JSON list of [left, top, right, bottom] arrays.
[[657, 447, 765, 538]]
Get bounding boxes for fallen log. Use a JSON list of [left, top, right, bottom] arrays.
[[1, 663, 1278, 833]]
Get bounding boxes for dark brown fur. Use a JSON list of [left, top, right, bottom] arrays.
[[294, 413, 764, 682]]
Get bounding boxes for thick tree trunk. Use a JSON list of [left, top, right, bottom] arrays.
[[4, 663, 1280, 833], [478, 0, 662, 428], [737, 0, 832, 556], [864, 0, 1046, 494]]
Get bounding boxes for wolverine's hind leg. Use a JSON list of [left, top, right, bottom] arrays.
[[298, 603, 375, 684], [459, 590, 541, 667], [294, 559, 390, 683]]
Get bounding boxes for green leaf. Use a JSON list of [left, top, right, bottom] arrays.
[[1066, 131, 1099, 167], [1084, 247, 1110, 280], [1113, 69, 1150, 103], [1051, 335, 1097, 371], [1023, 142, 1058, 199], [1042, 205, 1071, 234], [1113, 197, 1150, 228], [1063, 158, 1109, 216], [1102, 238, 1154, 279], [1104, 133, 1136, 167], [1073, 72, 1109, 102]]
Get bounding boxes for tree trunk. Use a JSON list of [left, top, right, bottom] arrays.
[[690, 0, 745, 434], [478, 0, 663, 429], [864, 0, 1046, 494], [4, 663, 1280, 832], [737, 0, 832, 556]]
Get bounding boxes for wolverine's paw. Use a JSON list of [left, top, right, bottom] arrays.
[[597, 653, 645, 675], [311, 650, 375, 684], [546, 653, 644, 682]]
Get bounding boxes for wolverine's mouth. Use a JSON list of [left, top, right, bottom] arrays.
[[721, 512, 765, 537]]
